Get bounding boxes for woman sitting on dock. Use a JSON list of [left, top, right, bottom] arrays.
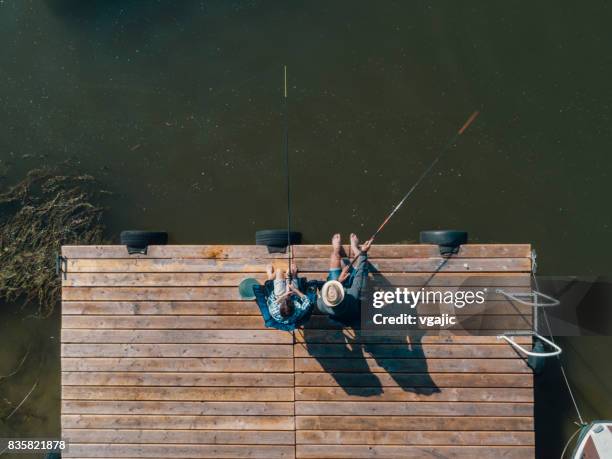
[[317, 233, 372, 324], [265, 263, 313, 325]]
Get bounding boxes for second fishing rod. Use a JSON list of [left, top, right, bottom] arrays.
[[283, 65, 293, 281], [344, 110, 481, 268]]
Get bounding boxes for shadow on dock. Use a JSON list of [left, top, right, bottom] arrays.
[[301, 264, 440, 397], [300, 327, 440, 397]]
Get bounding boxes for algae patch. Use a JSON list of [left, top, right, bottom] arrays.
[[0, 169, 106, 316]]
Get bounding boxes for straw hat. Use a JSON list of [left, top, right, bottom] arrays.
[[321, 280, 345, 307]]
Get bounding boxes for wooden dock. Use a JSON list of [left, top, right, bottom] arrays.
[[61, 244, 535, 458]]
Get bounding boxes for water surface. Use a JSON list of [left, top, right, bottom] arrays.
[[1, 1, 611, 457]]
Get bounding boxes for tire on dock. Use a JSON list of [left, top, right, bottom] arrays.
[[120, 230, 168, 254], [420, 230, 468, 255], [255, 229, 301, 253]]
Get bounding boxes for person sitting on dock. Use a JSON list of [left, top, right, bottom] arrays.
[[317, 233, 372, 324], [265, 263, 313, 325]]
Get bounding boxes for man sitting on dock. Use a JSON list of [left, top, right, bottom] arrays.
[[265, 263, 313, 325], [317, 233, 372, 324]]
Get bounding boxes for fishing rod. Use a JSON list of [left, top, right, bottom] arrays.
[[283, 65, 293, 280], [346, 110, 480, 267]]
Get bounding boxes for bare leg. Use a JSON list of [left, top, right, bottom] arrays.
[[350, 233, 360, 259], [273, 267, 287, 298], [330, 233, 342, 269], [266, 264, 275, 281]]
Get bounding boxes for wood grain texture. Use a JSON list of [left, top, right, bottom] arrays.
[[62, 400, 294, 416], [62, 244, 531, 259], [62, 357, 294, 372], [62, 372, 294, 387], [61, 343, 294, 358], [294, 401, 533, 416], [63, 272, 531, 287], [60, 243, 535, 458], [296, 445, 533, 459], [296, 430, 534, 445], [63, 428, 295, 444], [294, 357, 531, 373], [62, 415, 295, 430], [63, 386, 294, 401], [294, 372, 533, 388], [65, 257, 530, 273], [296, 416, 534, 431], [61, 329, 292, 344], [62, 443, 295, 458]]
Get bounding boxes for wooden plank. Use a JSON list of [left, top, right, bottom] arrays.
[[65, 257, 531, 273], [62, 343, 293, 358], [62, 372, 294, 387], [62, 415, 294, 430], [62, 300, 532, 316], [295, 401, 533, 416], [62, 329, 292, 344], [296, 415, 534, 431], [59, 242, 535, 459], [295, 387, 532, 402], [63, 444, 294, 458], [64, 429, 295, 445], [62, 287, 245, 301], [62, 358, 294, 372], [296, 445, 533, 458], [63, 386, 294, 401], [294, 330, 532, 345], [305, 315, 532, 331], [295, 344, 529, 359], [295, 372, 533, 388], [60, 314, 530, 331], [62, 400, 293, 415], [322, 242, 525, 259], [61, 315, 266, 329], [62, 301, 259, 315], [294, 358, 531, 373], [62, 244, 531, 259], [62, 285, 530, 302], [62, 272, 531, 287], [296, 430, 534, 445]]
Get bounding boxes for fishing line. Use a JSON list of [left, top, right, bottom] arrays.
[[530, 255, 587, 456], [347, 110, 480, 266], [283, 65, 292, 279], [537, 276, 585, 426]]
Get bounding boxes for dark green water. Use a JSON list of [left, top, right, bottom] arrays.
[[1, 1, 611, 457]]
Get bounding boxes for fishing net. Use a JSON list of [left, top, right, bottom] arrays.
[[0, 169, 107, 316]]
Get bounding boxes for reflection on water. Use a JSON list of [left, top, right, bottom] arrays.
[[1, 0, 611, 457]]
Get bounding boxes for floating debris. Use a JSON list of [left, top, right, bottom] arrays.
[[0, 346, 30, 382], [5, 379, 38, 420]]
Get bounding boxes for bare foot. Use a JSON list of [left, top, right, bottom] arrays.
[[350, 233, 360, 258], [332, 233, 342, 255], [266, 264, 274, 280]]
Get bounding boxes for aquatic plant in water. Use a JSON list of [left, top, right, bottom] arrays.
[[0, 169, 106, 316]]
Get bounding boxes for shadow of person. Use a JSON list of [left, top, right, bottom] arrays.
[[358, 263, 440, 395], [299, 326, 383, 396], [360, 330, 441, 395], [299, 260, 441, 398]]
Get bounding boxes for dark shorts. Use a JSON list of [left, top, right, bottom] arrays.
[[327, 264, 356, 287]]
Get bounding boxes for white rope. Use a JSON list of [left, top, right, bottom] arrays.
[[531, 250, 585, 426], [560, 424, 583, 459]]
